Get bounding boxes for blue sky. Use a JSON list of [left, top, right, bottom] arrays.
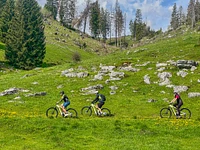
[[37, 0, 190, 33]]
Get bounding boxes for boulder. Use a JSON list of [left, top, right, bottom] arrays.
[[188, 92, 200, 98], [177, 60, 198, 69]]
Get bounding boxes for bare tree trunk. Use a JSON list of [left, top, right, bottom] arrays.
[[56, 0, 61, 21]]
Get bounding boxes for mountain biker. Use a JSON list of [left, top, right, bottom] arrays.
[[57, 91, 70, 117], [91, 91, 106, 115], [170, 92, 183, 118]]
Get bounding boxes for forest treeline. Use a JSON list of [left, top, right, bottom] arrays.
[[0, 0, 200, 70]]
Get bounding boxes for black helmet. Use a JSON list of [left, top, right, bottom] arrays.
[[60, 91, 64, 95], [174, 91, 178, 95]]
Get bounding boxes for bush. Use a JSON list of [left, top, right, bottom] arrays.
[[72, 52, 81, 62]]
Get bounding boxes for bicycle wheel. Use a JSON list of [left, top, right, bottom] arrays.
[[160, 108, 172, 118], [66, 108, 78, 118], [101, 108, 111, 116], [46, 107, 58, 118], [81, 106, 92, 116], [180, 108, 191, 119]]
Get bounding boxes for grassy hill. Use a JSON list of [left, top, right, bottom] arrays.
[[0, 20, 200, 149]]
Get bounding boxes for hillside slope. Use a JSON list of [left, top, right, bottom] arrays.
[[1, 21, 200, 149]]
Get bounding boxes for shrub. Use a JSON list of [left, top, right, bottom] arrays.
[[72, 52, 81, 62]]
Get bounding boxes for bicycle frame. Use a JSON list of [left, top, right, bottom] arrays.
[[56, 104, 63, 116], [169, 104, 187, 117], [168, 104, 177, 115], [90, 104, 100, 115]]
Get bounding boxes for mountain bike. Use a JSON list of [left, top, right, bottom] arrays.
[[160, 104, 191, 119], [46, 104, 78, 118], [81, 103, 111, 117]]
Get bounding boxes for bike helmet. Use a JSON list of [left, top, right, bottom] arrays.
[[174, 91, 178, 95], [60, 91, 64, 95]]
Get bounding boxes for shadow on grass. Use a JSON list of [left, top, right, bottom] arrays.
[[42, 62, 59, 68], [0, 43, 6, 50]]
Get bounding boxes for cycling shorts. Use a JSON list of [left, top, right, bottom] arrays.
[[63, 101, 70, 108]]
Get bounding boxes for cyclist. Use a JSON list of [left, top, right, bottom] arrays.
[[91, 91, 106, 115], [57, 91, 70, 117], [170, 92, 183, 118]]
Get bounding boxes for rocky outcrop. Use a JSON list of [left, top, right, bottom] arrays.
[[176, 60, 198, 69]]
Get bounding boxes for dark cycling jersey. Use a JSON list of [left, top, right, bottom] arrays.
[[61, 95, 69, 102], [92, 93, 106, 104], [175, 93, 182, 104]]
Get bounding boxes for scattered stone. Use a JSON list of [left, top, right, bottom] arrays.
[[109, 86, 118, 91], [177, 60, 198, 69], [119, 66, 140, 72], [0, 87, 19, 96], [32, 82, 39, 85], [25, 92, 47, 97], [144, 75, 151, 84], [81, 84, 104, 92], [156, 63, 167, 68], [148, 99, 157, 103], [158, 72, 172, 86], [188, 92, 200, 98], [177, 70, 188, 77], [57, 85, 63, 89], [110, 91, 116, 95], [173, 86, 188, 93]]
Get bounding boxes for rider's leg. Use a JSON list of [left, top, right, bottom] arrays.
[[97, 102, 104, 114], [177, 101, 183, 116], [62, 101, 70, 114]]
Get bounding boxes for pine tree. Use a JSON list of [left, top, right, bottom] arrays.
[[44, 0, 58, 20], [60, 0, 76, 28], [178, 6, 185, 26], [0, 0, 7, 15], [89, 1, 100, 39], [5, 0, 46, 70], [100, 7, 110, 42], [170, 3, 179, 30], [195, 0, 200, 22], [135, 9, 143, 40], [0, 0, 15, 43], [187, 0, 195, 28]]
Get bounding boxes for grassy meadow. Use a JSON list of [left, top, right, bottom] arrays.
[[1, 20, 200, 149]]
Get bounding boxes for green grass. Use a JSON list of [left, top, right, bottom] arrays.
[[0, 117, 200, 150], [1, 21, 200, 149]]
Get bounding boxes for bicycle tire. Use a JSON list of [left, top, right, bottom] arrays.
[[101, 108, 111, 116], [180, 108, 191, 119], [160, 108, 172, 118], [81, 106, 92, 116], [46, 107, 58, 118], [66, 108, 78, 118]]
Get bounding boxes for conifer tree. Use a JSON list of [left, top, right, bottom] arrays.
[[178, 6, 185, 26], [195, 0, 200, 22], [0, 0, 15, 43], [60, 0, 76, 28], [135, 9, 143, 40], [0, 0, 7, 15], [100, 7, 110, 42], [44, 0, 58, 20], [187, 0, 195, 28], [5, 0, 46, 70], [89, 1, 100, 39], [170, 3, 179, 30]]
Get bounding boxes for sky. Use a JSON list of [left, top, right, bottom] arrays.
[[36, 0, 190, 33]]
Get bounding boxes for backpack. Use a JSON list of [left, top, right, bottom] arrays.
[[99, 94, 106, 102]]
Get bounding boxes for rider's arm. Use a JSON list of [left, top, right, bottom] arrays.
[[170, 97, 177, 103], [57, 96, 64, 103], [92, 95, 98, 104]]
